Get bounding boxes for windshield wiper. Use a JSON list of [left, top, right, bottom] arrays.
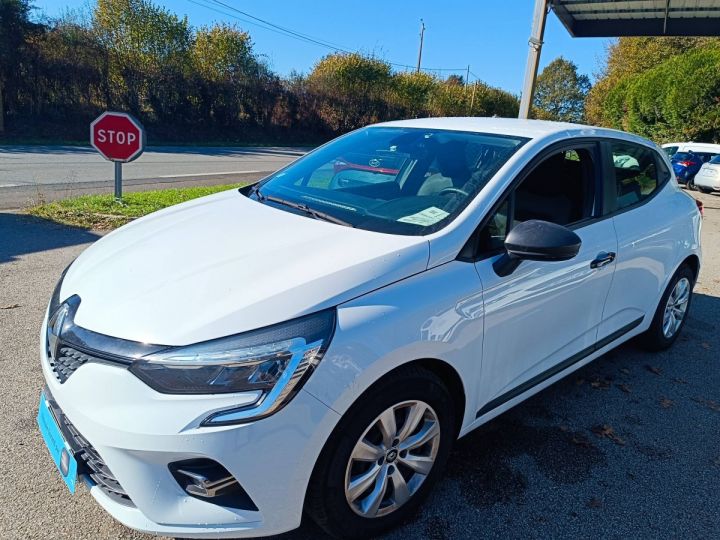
[[256, 190, 354, 228]]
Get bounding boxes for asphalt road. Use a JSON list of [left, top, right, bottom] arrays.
[[0, 145, 306, 210], [1, 191, 719, 539]]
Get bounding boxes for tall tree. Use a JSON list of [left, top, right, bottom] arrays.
[[533, 57, 590, 123], [585, 36, 720, 129], [0, 0, 39, 132]]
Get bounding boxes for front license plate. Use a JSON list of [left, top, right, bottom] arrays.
[[37, 392, 78, 493]]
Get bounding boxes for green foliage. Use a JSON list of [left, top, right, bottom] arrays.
[[586, 36, 720, 142], [532, 57, 590, 122], [389, 71, 436, 116], [589, 38, 720, 142], [604, 46, 720, 142], [192, 24, 256, 82], [28, 183, 250, 229], [309, 53, 392, 96], [2, 0, 519, 142]]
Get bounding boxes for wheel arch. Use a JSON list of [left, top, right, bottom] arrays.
[[681, 254, 700, 283], [411, 358, 467, 438]]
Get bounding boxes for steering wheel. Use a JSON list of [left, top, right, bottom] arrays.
[[438, 187, 469, 197]]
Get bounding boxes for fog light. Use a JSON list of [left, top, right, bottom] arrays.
[[169, 459, 258, 511]]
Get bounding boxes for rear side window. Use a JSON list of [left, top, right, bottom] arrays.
[[663, 146, 678, 157], [610, 141, 661, 211]]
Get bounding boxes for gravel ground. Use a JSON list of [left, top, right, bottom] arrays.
[[1, 192, 718, 540]]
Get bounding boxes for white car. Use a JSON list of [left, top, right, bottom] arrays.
[[38, 118, 701, 539], [662, 141, 720, 158], [694, 154, 720, 193]]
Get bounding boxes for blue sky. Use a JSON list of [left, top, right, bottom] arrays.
[[34, 0, 611, 94]]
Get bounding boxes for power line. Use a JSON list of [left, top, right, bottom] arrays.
[[187, 0, 467, 73]]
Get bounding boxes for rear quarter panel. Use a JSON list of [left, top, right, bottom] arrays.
[[599, 182, 701, 338]]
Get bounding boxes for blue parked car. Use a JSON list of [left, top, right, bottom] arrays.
[[671, 151, 718, 189]]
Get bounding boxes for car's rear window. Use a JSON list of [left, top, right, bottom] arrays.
[[710, 155, 720, 164], [252, 127, 528, 235]]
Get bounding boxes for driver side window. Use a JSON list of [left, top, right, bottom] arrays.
[[476, 147, 597, 255]]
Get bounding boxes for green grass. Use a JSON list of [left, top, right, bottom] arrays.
[[28, 183, 249, 230]]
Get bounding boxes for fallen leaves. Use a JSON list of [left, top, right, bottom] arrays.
[[645, 365, 662, 375], [693, 398, 720, 412], [590, 378, 611, 390], [571, 433, 595, 449], [591, 424, 625, 446], [0, 304, 20, 310], [701, 342, 711, 350], [617, 383, 632, 394], [619, 368, 630, 375], [672, 377, 688, 385], [659, 397, 674, 409]]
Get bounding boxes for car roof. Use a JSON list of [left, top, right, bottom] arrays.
[[663, 141, 720, 151], [373, 117, 653, 146]]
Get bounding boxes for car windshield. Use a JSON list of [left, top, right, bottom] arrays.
[[710, 154, 720, 164], [251, 127, 528, 235]]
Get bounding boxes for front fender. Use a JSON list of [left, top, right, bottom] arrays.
[[303, 261, 485, 434]]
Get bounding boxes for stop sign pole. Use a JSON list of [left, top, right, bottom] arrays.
[[90, 112, 145, 201]]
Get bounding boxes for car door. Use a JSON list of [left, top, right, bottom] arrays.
[[468, 142, 618, 417], [598, 139, 679, 339]]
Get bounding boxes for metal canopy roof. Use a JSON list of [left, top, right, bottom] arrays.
[[552, 0, 720, 37]]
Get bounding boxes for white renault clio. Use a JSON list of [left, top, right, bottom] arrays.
[[38, 118, 701, 539]]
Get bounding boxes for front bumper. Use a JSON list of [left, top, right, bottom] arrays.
[[38, 319, 340, 539]]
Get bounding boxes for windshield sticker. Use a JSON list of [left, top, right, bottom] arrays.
[[398, 207, 449, 226]]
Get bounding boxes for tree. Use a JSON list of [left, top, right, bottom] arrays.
[[533, 57, 590, 122], [600, 45, 720, 142], [0, 0, 40, 132], [307, 53, 393, 131], [93, 0, 192, 117], [389, 71, 436, 117], [585, 36, 720, 126]]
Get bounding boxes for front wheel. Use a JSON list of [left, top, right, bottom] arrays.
[[640, 264, 694, 351], [306, 366, 455, 539]]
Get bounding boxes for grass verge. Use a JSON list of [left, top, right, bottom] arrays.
[[27, 183, 249, 230]]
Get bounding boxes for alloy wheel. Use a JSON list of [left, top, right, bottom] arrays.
[[663, 277, 690, 338], [344, 400, 441, 518]]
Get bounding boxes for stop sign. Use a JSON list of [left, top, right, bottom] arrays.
[[90, 112, 145, 162]]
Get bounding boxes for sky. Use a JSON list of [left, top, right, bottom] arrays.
[[33, 0, 612, 94]]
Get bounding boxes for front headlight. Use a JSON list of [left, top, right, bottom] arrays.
[[130, 309, 336, 425]]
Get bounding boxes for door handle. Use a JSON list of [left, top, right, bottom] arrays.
[[590, 251, 616, 269]]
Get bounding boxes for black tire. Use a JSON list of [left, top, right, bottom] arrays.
[[699, 187, 713, 194], [306, 366, 456, 539], [639, 264, 695, 351], [687, 176, 697, 191]]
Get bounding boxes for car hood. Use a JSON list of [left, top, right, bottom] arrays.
[[61, 189, 429, 345]]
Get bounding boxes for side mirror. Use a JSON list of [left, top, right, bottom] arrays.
[[493, 220, 582, 277]]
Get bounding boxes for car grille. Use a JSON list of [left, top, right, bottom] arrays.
[[48, 345, 96, 383], [45, 389, 135, 507]]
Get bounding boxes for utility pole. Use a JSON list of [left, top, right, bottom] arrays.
[[518, 0, 549, 119], [416, 19, 425, 73], [470, 82, 477, 115], [465, 65, 470, 89]]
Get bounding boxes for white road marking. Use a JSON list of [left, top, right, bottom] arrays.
[[156, 170, 262, 178]]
